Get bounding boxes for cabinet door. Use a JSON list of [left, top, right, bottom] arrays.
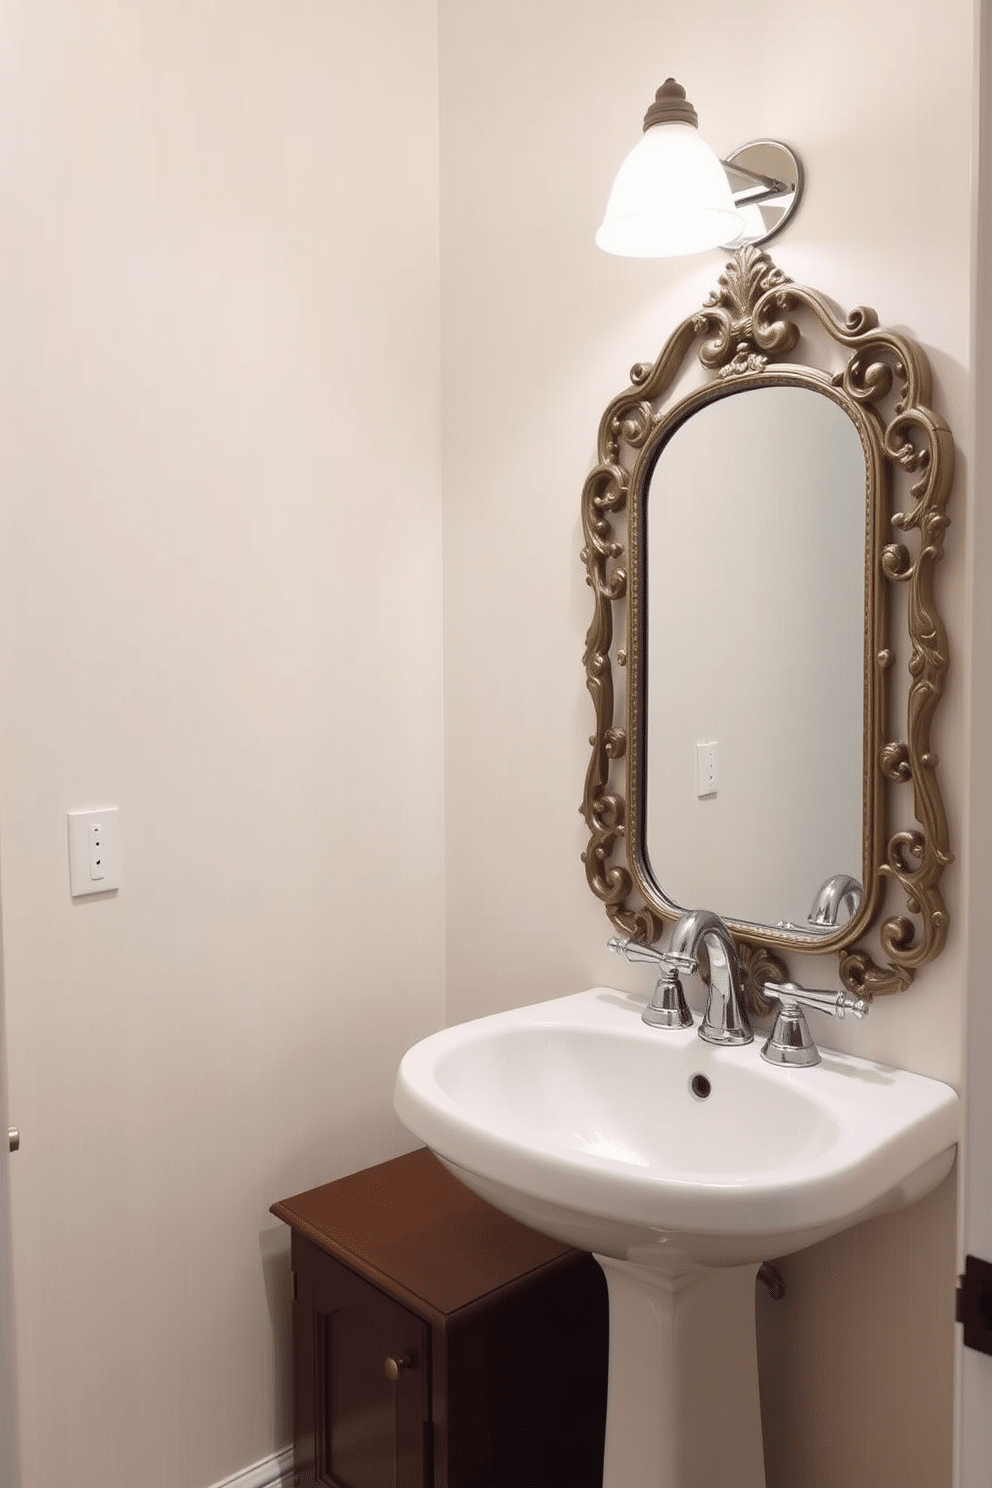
[[298, 1240, 430, 1488]]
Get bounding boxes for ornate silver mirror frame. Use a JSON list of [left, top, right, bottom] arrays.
[[580, 246, 953, 998]]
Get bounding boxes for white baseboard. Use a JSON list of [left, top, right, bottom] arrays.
[[208, 1445, 294, 1488]]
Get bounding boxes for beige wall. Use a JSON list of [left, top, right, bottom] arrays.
[[0, 4, 444, 1486], [439, 1, 974, 1485]]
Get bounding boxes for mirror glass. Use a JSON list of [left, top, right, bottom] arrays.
[[643, 385, 867, 930]]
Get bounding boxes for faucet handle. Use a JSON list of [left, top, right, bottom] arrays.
[[760, 981, 870, 1067], [608, 938, 695, 1029], [607, 937, 698, 974], [765, 982, 870, 1020]]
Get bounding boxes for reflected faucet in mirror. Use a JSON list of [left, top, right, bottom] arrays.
[[808, 873, 864, 929], [774, 874, 865, 936]]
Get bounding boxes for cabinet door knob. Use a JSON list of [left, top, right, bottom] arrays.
[[384, 1353, 412, 1382], [7, 1127, 18, 1154]]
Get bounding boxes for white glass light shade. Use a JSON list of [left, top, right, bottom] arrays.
[[595, 122, 744, 258], [729, 202, 765, 245]]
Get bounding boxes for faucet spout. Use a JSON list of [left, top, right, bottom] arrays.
[[669, 909, 752, 1047]]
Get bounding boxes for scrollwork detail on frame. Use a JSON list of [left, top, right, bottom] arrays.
[[580, 246, 953, 997]]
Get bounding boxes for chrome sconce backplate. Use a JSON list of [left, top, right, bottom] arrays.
[[720, 139, 804, 250]]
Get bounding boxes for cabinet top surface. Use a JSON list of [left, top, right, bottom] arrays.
[[271, 1147, 577, 1317]]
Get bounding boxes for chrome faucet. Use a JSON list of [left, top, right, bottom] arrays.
[[760, 981, 870, 1065], [609, 904, 872, 1065], [609, 908, 752, 1045], [667, 909, 752, 1047]]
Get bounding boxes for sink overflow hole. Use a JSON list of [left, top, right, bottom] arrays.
[[690, 1074, 711, 1100]]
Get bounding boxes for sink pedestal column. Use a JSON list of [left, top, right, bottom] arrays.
[[594, 1255, 765, 1488]]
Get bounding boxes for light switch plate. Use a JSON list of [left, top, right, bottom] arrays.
[[67, 808, 121, 896], [696, 741, 718, 798]]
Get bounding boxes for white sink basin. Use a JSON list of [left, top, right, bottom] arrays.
[[394, 985, 959, 1271], [395, 986, 959, 1488]]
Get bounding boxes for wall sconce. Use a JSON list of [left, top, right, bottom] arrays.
[[595, 79, 803, 258]]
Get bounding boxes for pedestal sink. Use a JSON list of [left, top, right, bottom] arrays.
[[394, 986, 959, 1488]]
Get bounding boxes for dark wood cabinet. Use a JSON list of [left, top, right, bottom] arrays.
[[272, 1147, 608, 1488]]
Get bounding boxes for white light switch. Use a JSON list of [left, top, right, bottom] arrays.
[[68, 808, 121, 896]]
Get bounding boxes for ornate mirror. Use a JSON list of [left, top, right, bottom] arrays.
[[580, 246, 953, 997]]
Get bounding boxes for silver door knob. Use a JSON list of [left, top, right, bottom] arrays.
[[7, 1128, 18, 1153]]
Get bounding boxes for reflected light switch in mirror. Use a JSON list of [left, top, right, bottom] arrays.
[[696, 742, 718, 798], [67, 808, 121, 896]]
